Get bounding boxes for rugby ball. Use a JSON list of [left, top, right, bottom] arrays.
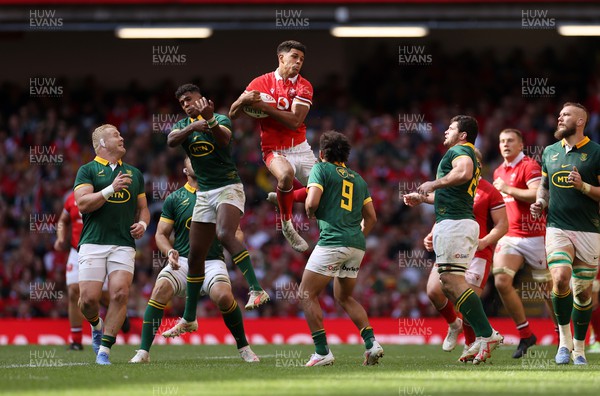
[[243, 92, 276, 119]]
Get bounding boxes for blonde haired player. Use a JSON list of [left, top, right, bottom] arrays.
[[74, 124, 149, 365], [54, 191, 130, 350]]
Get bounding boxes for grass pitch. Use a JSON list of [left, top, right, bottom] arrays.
[[0, 344, 599, 396]]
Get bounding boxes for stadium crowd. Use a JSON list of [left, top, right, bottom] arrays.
[[1, 44, 599, 321]]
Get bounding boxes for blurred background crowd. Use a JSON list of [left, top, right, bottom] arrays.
[[1, 43, 600, 320]]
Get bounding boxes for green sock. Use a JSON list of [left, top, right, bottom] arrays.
[[572, 301, 593, 341], [232, 250, 262, 292], [221, 300, 248, 349], [552, 290, 573, 326], [140, 299, 166, 352], [100, 334, 116, 349], [360, 326, 375, 349], [312, 329, 329, 355], [183, 274, 204, 322], [455, 288, 492, 338]]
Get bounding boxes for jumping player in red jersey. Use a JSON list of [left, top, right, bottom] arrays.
[[54, 191, 129, 350], [230, 40, 316, 252], [425, 149, 508, 361], [492, 128, 556, 358]]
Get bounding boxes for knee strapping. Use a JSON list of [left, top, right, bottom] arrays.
[[532, 269, 552, 283], [572, 277, 593, 306], [492, 267, 517, 278], [547, 251, 573, 268], [437, 264, 467, 275], [206, 275, 231, 294], [212, 275, 231, 285]]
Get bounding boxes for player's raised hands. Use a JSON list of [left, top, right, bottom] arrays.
[[111, 171, 132, 192], [194, 97, 215, 120]]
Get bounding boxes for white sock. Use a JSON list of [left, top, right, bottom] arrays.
[[98, 346, 110, 355], [573, 339, 586, 354], [558, 324, 573, 349]]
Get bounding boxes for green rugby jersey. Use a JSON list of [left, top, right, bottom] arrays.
[[542, 136, 600, 233], [74, 156, 145, 248], [434, 143, 480, 223], [159, 182, 224, 260], [171, 113, 241, 191], [307, 161, 372, 250]]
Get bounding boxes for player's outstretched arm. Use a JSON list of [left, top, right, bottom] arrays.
[[478, 206, 508, 251], [361, 201, 377, 237]]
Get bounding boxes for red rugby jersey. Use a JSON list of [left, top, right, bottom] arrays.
[[246, 70, 313, 153], [63, 191, 83, 249], [493, 153, 545, 237], [473, 178, 506, 262]]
